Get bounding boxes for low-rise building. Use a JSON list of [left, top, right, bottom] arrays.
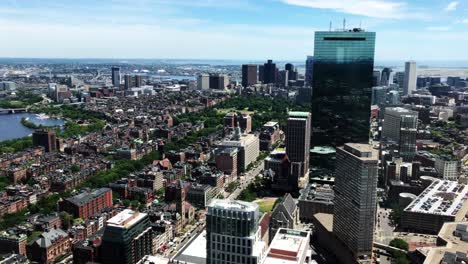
[[59, 188, 113, 220], [298, 183, 334, 223], [26, 228, 71, 264], [401, 179, 468, 234], [262, 228, 310, 264], [0, 231, 27, 256]]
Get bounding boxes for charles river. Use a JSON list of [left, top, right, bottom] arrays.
[[0, 113, 64, 141]]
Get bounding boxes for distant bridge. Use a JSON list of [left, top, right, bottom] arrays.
[[0, 108, 28, 114]]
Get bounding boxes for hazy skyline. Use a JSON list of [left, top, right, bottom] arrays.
[[2, 0, 468, 61]]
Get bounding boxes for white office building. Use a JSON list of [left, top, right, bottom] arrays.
[[403, 61, 417, 95], [206, 200, 266, 264]]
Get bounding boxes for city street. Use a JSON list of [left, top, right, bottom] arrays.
[[375, 205, 395, 244], [228, 162, 264, 200]]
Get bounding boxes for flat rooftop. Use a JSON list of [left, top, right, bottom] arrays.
[[172, 230, 207, 264], [314, 213, 333, 232], [299, 183, 334, 203], [405, 180, 468, 217], [208, 199, 258, 212], [107, 209, 147, 228], [423, 221, 468, 264], [263, 228, 310, 264]]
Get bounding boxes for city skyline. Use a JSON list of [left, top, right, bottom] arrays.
[[2, 0, 468, 61]]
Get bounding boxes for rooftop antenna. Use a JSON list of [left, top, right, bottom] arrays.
[[359, 20, 362, 29], [329, 21, 332, 31], [343, 18, 346, 30]]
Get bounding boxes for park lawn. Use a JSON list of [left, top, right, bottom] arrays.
[[255, 198, 277, 213]]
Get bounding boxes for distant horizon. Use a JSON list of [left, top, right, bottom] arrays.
[[2, 57, 468, 69]]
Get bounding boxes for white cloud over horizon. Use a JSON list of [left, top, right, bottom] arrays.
[[444, 1, 459, 11]]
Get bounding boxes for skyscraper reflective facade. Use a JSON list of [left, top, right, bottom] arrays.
[[312, 29, 376, 147]]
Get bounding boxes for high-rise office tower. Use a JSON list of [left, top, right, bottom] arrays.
[[312, 29, 376, 147], [197, 74, 210, 90], [111, 66, 121, 88], [209, 74, 229, 90], [258, 65, 265, 82], [394, 72, 405, 88], [32, 129, 57, 152], [124, 75, 133, 90], [305, 56, 314, 87], [380, 67, 392, 86], [286, 112, 311, 183], [403, 61, 417, 96], [382, 107, 418, 161], [242, 64, 257, 87], [135, 75, 142, 87], [333, 143, 378, 262], [263, 60, 277, 84], [206, 200, 266, 264], [277, 70, 289, 87], [100, 209, 153, 264], [372, 70, 381, 86], [285, 63, 297, 81]]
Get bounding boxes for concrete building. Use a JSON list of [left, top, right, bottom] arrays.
[[333, 143, 378, 263], [197, 74, 210, 90], [286, 112, 311, 182], [111, 66, 121, 88], [403, 61, 417, 95], [59, 188, 113, 220], [32, 129, 57, 152], [401, 179, 468, 234], [242, 64, 257, 87], [435, 157, 461, 181], [262, 228, 310, 264], [218, 132, 259, 173], [298, 183, 334, 223], [263, 60, 277, 84], [206, 200, 266, 264], [269, 194, 300, 243], [209, 74, 229, 90], [0, 81, 16, 91], [382, 107, 418, 161], [100, 209, 153, 264], [305, 56, 314, 87], [419, 221, 468, 264]]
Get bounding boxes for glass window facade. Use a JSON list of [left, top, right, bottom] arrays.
[[312, 30, 376, 147]]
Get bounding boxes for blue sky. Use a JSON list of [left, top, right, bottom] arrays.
[[1, 0, 468, 61]]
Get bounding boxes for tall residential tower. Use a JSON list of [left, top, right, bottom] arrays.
[[333, 143, 378, 262]]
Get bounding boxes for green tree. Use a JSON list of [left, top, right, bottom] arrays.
[[390, 238, 409, 251], [390, 204, 403, 225], [59, 212, 73, 230]]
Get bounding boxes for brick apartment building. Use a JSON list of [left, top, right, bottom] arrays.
[[59, 188, 112, 220]]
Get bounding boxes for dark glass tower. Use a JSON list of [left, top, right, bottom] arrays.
[[311, 29, 376, 147]]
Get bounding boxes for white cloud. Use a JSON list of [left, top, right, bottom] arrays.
[[444, 1, 458, 11], [462, 19, 468, 23], [281, 0, 409, 19], [426, 26, 451, 31]]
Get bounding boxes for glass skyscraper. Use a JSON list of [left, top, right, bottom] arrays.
[[311, 29, 376, 147]]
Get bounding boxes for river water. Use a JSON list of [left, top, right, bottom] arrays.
[[0, 113, 65, 142]]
